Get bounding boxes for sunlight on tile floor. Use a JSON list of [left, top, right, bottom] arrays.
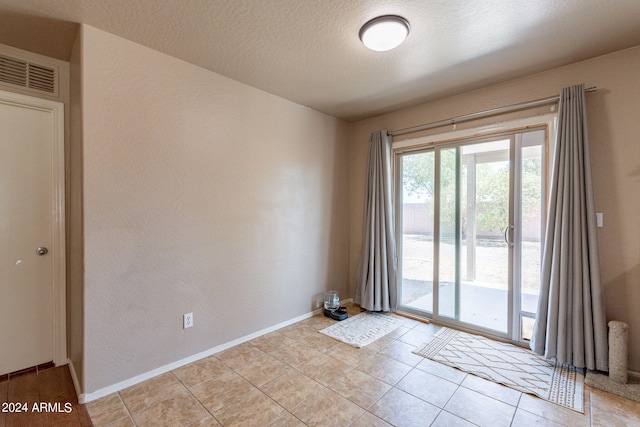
[[86, 304, 640, 426]]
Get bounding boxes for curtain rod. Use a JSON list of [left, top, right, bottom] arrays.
[[388, 87, 597, 137]]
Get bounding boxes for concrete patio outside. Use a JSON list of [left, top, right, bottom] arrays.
[[401, 279, 539, 333], [400, 234, 541, 335]]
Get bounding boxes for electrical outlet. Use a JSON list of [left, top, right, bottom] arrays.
[[183, 312, 193, 329]]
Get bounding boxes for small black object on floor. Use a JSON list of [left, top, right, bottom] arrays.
[[324, 306, 349, 321]]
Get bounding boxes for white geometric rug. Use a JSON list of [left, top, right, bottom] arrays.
[[319, 312, 404, 348], [413, 327, 584, 412]]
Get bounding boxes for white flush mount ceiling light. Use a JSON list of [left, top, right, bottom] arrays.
[[359, 15, 410, 51]]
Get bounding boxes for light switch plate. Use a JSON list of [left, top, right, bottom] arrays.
[[596, 212, 603, 228]]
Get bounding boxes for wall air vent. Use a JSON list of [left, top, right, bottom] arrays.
[[0, 54, 57, 94], [0, 55, 27, 87], [28, 63, 55, 93]]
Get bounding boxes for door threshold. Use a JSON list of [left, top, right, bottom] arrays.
[[396, 311, 431, 324], [1, 361, 55, 381]]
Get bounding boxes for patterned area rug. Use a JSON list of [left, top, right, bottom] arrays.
[[413, 327, 584, 412], [319, 312, 404, 348]]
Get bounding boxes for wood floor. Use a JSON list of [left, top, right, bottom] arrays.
[[0, 364, 92, 427]]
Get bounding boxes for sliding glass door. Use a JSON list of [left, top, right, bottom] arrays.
[[438, 140, 512, 333], [399, 151, 435, 312], [397, 129, 545, 341]]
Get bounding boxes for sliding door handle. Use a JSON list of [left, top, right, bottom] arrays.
[[503, 225, 514, 247]]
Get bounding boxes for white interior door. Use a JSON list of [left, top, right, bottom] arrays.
[[0, 91, 65, 375]]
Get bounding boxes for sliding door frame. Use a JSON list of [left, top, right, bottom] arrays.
[[394, 114, 556, 344]]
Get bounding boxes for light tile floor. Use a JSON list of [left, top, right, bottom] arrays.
[[87, 305, 640, 426]]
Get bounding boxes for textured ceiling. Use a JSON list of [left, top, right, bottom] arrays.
[[1, 0, 639, 121]]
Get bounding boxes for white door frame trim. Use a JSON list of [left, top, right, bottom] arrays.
[[0, 89, 66, 367]]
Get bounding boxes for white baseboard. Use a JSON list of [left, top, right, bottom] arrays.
[[77, 302, 346, 404], [67, 359, 82, 402]]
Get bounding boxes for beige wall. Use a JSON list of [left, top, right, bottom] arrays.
[[349, 46, 640, 372], [77, 25, 350, 393], [68, 28, 84, 389]]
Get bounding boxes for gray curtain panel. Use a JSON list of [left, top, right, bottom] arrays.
[[354, 130, 398, 312], [530, 84, 608, 371]]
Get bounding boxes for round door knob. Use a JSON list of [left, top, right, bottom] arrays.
[[36, 247, 49, 256]]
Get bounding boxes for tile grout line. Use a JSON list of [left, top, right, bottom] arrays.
[[427, 372, 464, 426], [511, 392, 524, 427], [296, 314, 402, 425], [215, 340, 325, 426], [115, 391, 136, 427], [348, 320, 424, 425], [508, 394, 519, 426], [171, 370, 221, 426], [230, 358, 299, 426], [118, 371, 189, 424]]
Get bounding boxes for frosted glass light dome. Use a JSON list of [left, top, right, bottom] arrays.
[[359, 15, 410, 52]]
